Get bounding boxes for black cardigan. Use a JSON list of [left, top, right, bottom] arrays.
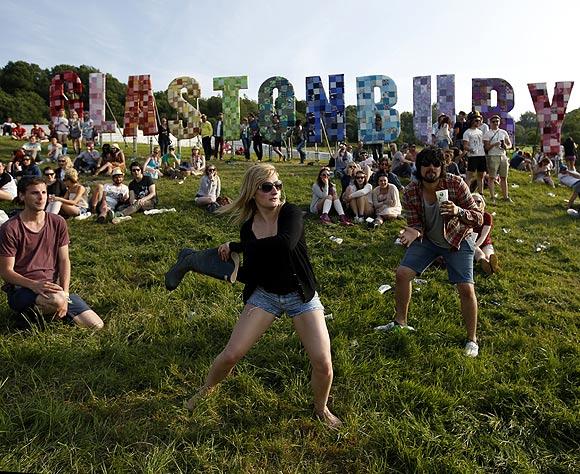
[[229, 203, 317, 303]]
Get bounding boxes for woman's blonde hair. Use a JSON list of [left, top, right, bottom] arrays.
[[64, 168, 79, 183], [60, 156, 73, 170], [218, 163, 283, 224]]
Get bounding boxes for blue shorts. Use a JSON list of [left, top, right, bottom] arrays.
[[5, 286, 91, 323], [247, 287, 324, 318], [400, 237, 475, 284]]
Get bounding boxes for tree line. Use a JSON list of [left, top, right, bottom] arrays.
[[1, 61, 578, 146]]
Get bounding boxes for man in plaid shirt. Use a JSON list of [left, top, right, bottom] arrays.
[[378, 147, 483, 357]]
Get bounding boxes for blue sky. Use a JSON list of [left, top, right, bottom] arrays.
[[2, 0, 579, 119]]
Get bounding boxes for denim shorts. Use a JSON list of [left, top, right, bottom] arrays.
[[6, 286, 91, 322], [400, 237, 475, 284], [247, 287, 324, 318]]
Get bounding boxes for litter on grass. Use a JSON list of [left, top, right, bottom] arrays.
[[144, 208, 177, 215], [324, 313, 334, 320], [535, 241, 550, 252], [394, 238, 403, 245], [511, 184, 520, 188], [547, 192, 556, 197], [516, 239, 524, 243], [378, 284, 392, 294], [502, 228, 511, 234], [413, 278, 427, 285], [329, 236, 343, 244]]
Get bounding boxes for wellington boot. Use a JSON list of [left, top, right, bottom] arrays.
[[165, 247, 240, 291]]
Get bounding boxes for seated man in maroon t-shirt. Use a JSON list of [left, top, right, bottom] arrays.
[[0, 178, 103, 328]]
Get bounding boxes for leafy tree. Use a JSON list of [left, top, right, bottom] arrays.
[[561, 108, 580, 144], [345, 105, 358, 143], [398, 111, 417, 145]]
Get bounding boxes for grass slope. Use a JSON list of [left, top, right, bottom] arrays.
[[0, 138, 578, 473]]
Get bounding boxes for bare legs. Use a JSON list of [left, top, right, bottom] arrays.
[[293, 310, 341, 428], [35, 291, 104, 329], [394, 265, 477, 343], [188, 305, 341, 428]]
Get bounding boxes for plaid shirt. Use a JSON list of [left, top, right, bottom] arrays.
[[403, 174, 483, 250]]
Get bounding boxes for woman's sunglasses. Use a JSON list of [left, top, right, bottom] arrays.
[[321, 173, 331, 178], [258, 180, 283, 193]]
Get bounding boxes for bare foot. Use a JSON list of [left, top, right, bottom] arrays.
[[315, 406, 343, 430], [184, 386, 213, 411]]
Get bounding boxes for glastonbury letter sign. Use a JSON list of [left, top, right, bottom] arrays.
[[51, 71, 574, 150]]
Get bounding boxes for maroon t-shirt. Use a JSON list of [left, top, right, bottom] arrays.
[[473, 211, 493, 248], [0, 213, 69, 283]]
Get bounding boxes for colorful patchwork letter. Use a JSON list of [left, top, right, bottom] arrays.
[[413, 76, 431, 144], [528, 82, 575, 154], [472, 78, 515, 145], [258, 77, 296, 143], [213, 76, 248, 141], [305, 74, 345, 144], [356, 75, 400, 144], [49, 71, 84, 119], [167, 77, 202, 140], [436, 74, 455, 126], [123, 75, 159, 137], [89, 73, 116, 133]]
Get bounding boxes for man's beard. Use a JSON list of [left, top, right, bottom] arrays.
[[422, 171, 439, 183]]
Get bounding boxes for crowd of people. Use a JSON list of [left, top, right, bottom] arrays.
[[0, 108, 577, 428]]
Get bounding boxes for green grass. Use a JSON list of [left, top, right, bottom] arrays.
[[0, 137, 578, 473]]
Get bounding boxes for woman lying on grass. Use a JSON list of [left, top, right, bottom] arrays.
[[186, 163, 342, 429]]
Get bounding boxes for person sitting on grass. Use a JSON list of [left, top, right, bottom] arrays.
[[95, 143, 125, 175], [195, 165, 221, 213], [47, 137, 63, 163], [370, 174, 401, 228], [46, 169, 89, 218], [43, 166, 66, 211], [144, 146, 163, 180], [14, 156, 41, 180], [0, 178, 103, 329], [11, 122, 27, 140], [21, 136, 42, 162], [112, 162, 157, 224], [190, 146, 206, 176], [55, 155, 74, 182], [343, 170, 374, 223], [557, 164, 580, 209], [369, 158, 403, 190], [161, 145, 181, 179], [443, 149, 461, 176], [91, 168, 129, 223], [470, 193, 498, 275], [310, 167, 352, 226], [333, 142, 353, 178], [533, 156, 555, 187], [0, 161, 17, 202], [74, 141, 100, 175], [340, 162, 360, 200]]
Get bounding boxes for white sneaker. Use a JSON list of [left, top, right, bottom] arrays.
[[464, 340, 479, 357], [74, 212, 91, 221], [374, 321, 415, 332], [112, 216, 132, 225]]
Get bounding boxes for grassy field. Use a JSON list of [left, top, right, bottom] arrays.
[[0, 137, 578, 473]]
